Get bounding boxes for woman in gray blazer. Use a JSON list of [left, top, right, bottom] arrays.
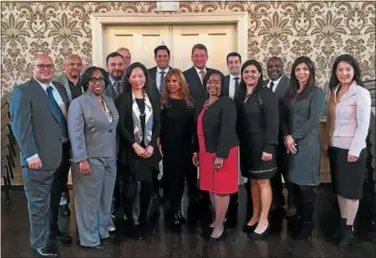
[[68, 66, 119, 249]]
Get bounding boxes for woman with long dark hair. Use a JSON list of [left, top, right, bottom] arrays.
[[237, 60, 279, 237], [115, 62, 161, 240], [324, 54, 371, 247], [281, 56, 325, 239], [159, 68, 195, 227]]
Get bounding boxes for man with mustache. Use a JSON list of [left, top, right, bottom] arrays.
[[53, 54, 83, 219], [264, 57, 292, 224], [10, 54, 69, 257]]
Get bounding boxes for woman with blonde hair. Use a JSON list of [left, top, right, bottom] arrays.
[[159, 68, 195, 227]]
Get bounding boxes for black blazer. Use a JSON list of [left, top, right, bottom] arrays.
[[193, 96, 239, 158], [264, 75, 290, 101], [223, 75, 241, 101], [115, 90, 161, 167], [183, 66, 215, 108], [148, 66, 172, 103]]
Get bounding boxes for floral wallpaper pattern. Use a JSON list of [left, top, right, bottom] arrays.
[[1, 1, 375, 96]]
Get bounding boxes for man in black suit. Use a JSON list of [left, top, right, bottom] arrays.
[[148, 45, 172, 209], [222, 52, 242, 227], [264, 56, 292, 219], [183, 44, 214, 225], [148, 45, 172, 103], [10, 54, 70, 257]]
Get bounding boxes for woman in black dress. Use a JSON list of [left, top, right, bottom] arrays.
[[116, 62, 161, 239], [237, 60, 279, 237], [159, 68, 195, 227]]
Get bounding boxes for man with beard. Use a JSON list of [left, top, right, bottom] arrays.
[[53, 54, 83, 219], [264, 57, 293, 226], [117, 47, 132, 69], [104, 51, 126, 232]]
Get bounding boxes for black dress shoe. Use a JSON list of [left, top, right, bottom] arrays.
[[81, 244, 104, 250], [56, 231, 72, 244], [59, 205, 71, 217], [243, 223, 258, 233], [35, 246, 58, 257]]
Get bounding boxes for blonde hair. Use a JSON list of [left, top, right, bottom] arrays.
[[160, 68, 193, 108]]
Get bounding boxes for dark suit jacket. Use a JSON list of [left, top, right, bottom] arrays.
[[10, 78, 69, 170], [183, 66, 215, 108], [148, 66, 172, 103], [193, 96, 239, 158], [223, 75, 241, 101], [264, 75, 290, 101], [115, 90, 161, 169]]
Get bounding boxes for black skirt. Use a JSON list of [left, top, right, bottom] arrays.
[[328, 146, 367, 199], [240, 133, 278, 180]]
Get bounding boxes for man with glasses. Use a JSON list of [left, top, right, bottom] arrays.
[[10, 54, 69, 257]]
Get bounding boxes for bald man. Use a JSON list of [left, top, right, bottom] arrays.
[[10, 54, 69, 257], [53, 54, 84, 218], [116, 47, 132, 68]]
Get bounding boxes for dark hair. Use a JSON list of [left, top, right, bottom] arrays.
[[154, 45, 170, 57], [329, 54, 363, 91], [81, 66, 109, 91], [238, 59, 264, 101], [191, 43, 208, 55], [122, 62, 151, 93], [287, 56, 316, 100], [226, 52, 242, 63], [202, 69, 225, 97], [106, 52, 124, 65]]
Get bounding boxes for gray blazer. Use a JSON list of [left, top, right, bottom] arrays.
[[53, 73, 83, 102], [10, 78, 67, 170], [68, 91, 119, 163]]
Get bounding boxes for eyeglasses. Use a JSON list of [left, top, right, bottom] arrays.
[[89, 77, 105, 84], [36, 64, 54, 70]]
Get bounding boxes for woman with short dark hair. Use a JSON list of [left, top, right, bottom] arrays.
[[68, 66, 119, 249]]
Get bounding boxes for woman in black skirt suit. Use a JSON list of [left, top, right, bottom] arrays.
[[116, 62, 161, 239], [324, 54, 371, 247], [237, 60, 279, 236], [159, 68, 195, 227]]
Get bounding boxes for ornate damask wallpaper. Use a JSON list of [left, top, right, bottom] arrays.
[[1, 1, 375, 95]]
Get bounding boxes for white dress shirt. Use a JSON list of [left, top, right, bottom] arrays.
[[194, 66, 207, 83], [229, 74, 240, 100], [266, 75, 283, 93], [156, 66, 169, 91]]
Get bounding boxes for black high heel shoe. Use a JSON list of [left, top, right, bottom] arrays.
[[339, 225, 354, 248], [243, 222, 258, 233]]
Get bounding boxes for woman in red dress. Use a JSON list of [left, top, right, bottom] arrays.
[[192, 70, 239, 240]]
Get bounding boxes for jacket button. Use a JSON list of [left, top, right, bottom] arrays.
[[109, 129, 112, 133]]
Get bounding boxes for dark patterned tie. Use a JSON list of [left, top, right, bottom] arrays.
[[46, 86, 64, 122], [159, 71, 165, 93], [115, 81, 122, 96], [270, 81, 275, 92]]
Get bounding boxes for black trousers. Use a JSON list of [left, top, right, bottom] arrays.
[[271, 141, 288, 208], [50, 142, 71, 237], [294, 185, 316, 223]]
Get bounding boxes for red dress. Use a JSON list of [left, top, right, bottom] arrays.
[[197, 103, 239, 194]]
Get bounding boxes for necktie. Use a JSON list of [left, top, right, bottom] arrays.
[[199, 70, 205, 84], [46, 86, 64, 122], [159, 71, 165, 93], [270, 81, 275, 92], [234, 77, 240, 87], [115, 81, 122, 96]]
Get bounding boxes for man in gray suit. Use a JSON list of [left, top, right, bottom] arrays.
[[10, 54, 68, 257], [53, 54, 83, 217], [264, 56, 292, 219]]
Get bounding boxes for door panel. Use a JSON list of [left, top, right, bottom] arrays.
[[103, 25, 170, 69]]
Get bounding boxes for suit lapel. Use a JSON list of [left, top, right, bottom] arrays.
[[31, 78, 61, 124], [61, 75, 72, 102], [223, 75, 230, 96], [86, 92, 110, 124]]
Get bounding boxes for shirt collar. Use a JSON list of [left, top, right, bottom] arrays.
[[33, 77, 54, 92], [157, 66, 169, 74], [194, 66, 207, 75], [230, 73, 240, 80], [270, 75, 283, 85]]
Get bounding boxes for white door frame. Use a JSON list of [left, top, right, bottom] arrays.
[[91, 12, 249, 67]]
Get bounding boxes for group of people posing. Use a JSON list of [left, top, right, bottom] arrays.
[[10, 43, 371, 257]]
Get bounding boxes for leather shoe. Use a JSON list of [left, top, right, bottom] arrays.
[[81, 244, 104, 250], [57, 231, 72, 244], [35, 246, 58, 257]]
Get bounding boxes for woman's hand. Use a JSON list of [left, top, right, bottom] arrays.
[[284, 135, 297, 154], [145, 145, 154, 158], [347, 154, 358, 163], [157, 138, 163, 157], [133, 142, 146, 157], [322, 147, 328, 157], [214, 157, 224, 171], [261, 152, 273, 162], [79, 160, 91, 176], [192, 153, 199, 167]]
